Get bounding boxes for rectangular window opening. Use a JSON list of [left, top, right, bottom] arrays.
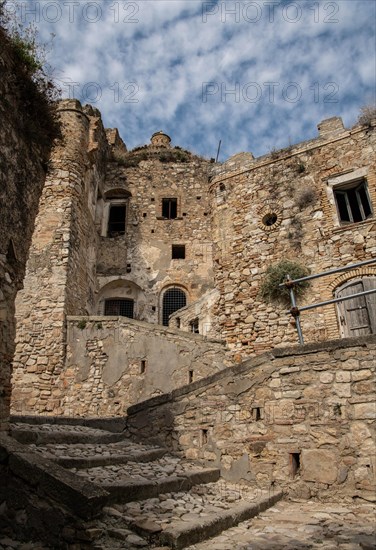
[[201, 428, 208, 445], [190, 318, 199, 334], [252, 407, 262, 421], [172, 244, 186, 259], [108, 205, 126, 237], [334, 179, 373, 224], [104, 299, 134, 319], [188, 370, 193, 384], [140, 360, 146, 374], [290, 452, 301, 478], [162, 198, 178, 219]]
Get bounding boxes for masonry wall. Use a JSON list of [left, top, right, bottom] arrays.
[[96, 141, 214, 323], [210, 118, 376, 361], [44, 316, 228, 417], [12, 100, 108, 416], [0, 29, 53, 430], [127, 336, 376, 501]]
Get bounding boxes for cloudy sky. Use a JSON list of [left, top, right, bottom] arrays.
[[10, 0, 376, 160]]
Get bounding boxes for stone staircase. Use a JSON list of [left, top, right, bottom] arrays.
[[9, 421, 283, 549]]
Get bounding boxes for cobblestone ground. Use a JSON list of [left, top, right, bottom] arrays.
[[1, 499, 375, 549], [185, 500, 376, 550]]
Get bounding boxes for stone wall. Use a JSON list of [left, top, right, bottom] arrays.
[[127, 336, 376, 501], [97, 138, 214, 324], [30, 316, 229, 417], [169, 288, 220, 338], [0, 28, 54, 430], [12, 100, 109, 415], [210, 118, 376, 361]]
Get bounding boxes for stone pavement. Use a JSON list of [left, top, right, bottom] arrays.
[[2, 421, 375, 550]]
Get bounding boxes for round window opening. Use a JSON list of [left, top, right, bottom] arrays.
[[262, 212, 278, 226]]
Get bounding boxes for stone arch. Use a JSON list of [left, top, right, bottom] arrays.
[[97, 279, 146, 320], [160, 285, 188, 326]]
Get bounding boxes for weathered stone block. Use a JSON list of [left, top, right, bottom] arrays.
[[301, 449, 338, 484]]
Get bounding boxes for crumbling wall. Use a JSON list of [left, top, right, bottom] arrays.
[[97, 141, 214, 323], [54, 316, 228, 417], [210, 118, 376, 360], [0, 28, 54, 430], [127, 335, 376, 501]]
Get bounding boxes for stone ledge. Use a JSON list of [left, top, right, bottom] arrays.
[[127, 353, 274, 416], [0, 434, 109, 519], [66, 315, 226, 344], [272, 334, 376, 358]]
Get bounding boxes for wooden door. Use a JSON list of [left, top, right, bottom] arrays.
[[336, 278, 376, 337]]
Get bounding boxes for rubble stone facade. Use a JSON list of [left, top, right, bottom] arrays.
[[210, 117, 376, 361], [127, 335, 376, 501], [10, 99, 376, 417]]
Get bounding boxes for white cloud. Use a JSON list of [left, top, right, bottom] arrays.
[[9, 0, 376, 158]]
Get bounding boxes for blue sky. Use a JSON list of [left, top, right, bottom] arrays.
[[9, 0, 376, 160]]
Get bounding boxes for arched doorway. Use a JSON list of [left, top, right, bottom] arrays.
[[162, 287, 187, 326], [336, 277, 376, 337]]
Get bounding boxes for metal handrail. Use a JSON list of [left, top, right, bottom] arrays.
[[279, 258, 376, 345]]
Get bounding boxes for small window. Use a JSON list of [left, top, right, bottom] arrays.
[[162, 198, 178, 219], [172, 244, 185, 259], [104, 299, 134, 319], [190, 318, 199, 334], [334, 179, 372, 224], [108, 205, 126, 236], [290, 452, 301, 478]]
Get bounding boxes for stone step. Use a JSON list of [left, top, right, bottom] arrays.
[[96, 481, 283, 549], [104, 468, 220, 504], [53, 447, 167, 469], [10, 423, 127, 445], [153, 492, 284, 549]]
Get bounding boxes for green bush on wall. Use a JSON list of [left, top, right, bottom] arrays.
[[260, 260, 311, 304]]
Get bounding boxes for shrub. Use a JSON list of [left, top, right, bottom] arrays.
[[357, 105, 376, 127], [259, 260, 311, 303], [295, 186, 317, 209]]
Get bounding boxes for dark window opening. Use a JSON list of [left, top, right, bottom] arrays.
[[126, 263, 131, 273], [162, 198, 178, 219], [143, 213, 147, 218], [189, 370, 194, 383], [140, 360, 146, 374], [201, 429, 208, 445], [262, 213, 278, 226], [253, 407, 262, 421], [176, 317, 181, 328], [172, 244, 186, 259], [162, 288, 187, 326], [104, 299, 134, 319], [290, 452, 301, 478], [108, 205, 126, 236], [190, 318, 199, 334], [334, 180, 372, 224]]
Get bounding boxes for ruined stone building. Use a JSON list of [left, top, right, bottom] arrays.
[[9, 99, 376, 419]]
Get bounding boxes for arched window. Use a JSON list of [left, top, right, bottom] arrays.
[[162, 288, 187, 326]]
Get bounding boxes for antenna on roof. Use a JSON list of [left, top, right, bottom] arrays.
[[215, 140, 222, 163]]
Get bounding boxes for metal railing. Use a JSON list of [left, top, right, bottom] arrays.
[[279, 258, 376, 345]]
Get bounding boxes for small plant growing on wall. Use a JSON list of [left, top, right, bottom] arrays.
[[259, 260, 311, 304], [77, 319, 87, 330], [295, 186, 317, 210]]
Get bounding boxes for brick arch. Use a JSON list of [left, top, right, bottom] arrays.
[[328, 267, 376, 293]]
